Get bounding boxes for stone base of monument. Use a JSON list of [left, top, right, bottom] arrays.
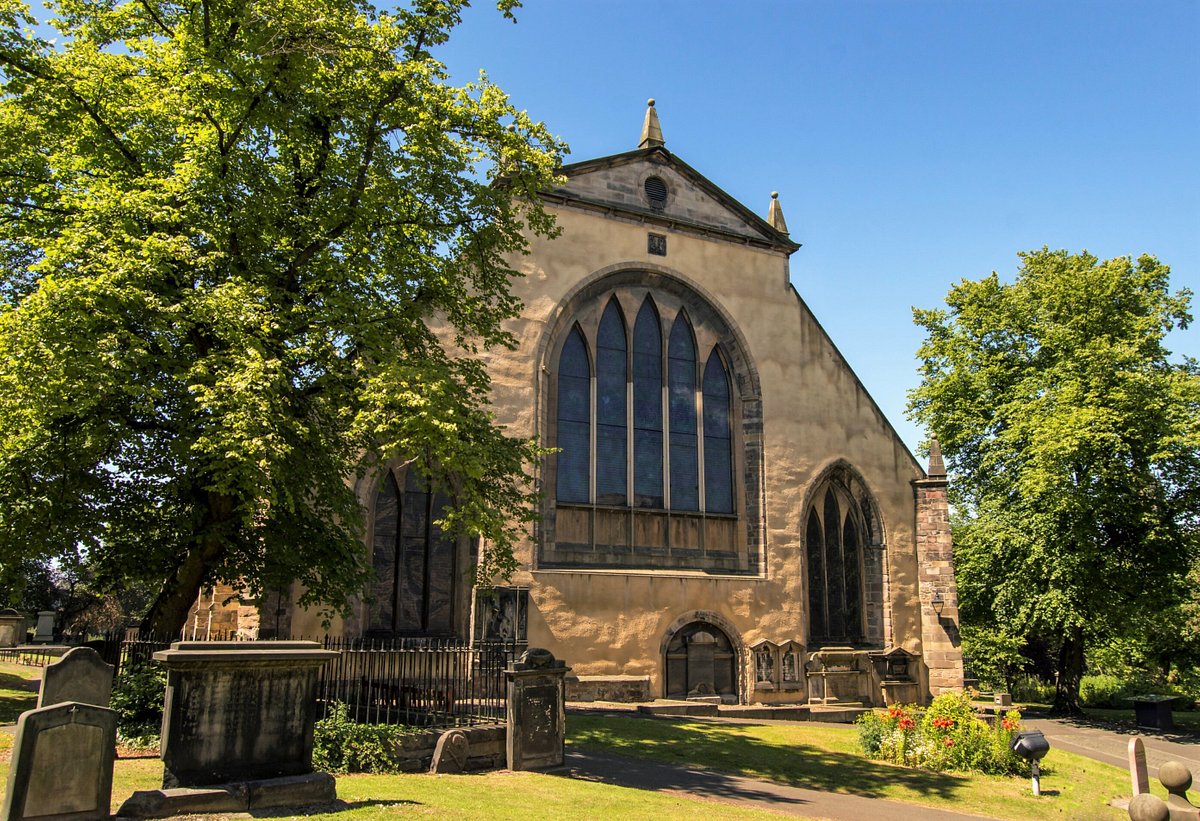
[[117, 772, 336, 818]]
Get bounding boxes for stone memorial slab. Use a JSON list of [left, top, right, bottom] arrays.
[[1, 701, 117, 821], [1129, 736, 1149, 796], [154, 640, 338, 788], [0, 610, 26, 648], [430, 730, 469, 774], [31, 612, 54, 645], [505, 648, 570, 771], [38, 646, 114, 709]]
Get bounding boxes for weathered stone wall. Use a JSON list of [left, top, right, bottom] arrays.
[[566, 675, 652, 703], [389, 725, 506, 773]]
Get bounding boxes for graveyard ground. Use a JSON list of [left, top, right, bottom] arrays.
[[0, 661, 1193, 819]]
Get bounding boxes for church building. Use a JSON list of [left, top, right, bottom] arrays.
[[284, 101, 964, 706]]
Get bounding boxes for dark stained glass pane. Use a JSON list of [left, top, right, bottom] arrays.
[[824, 491, 844, 639], [368, 474, 400, 632], [596, 302, 627, 503], [843, 516, 862, 642], [556, 328, 591, 504], [426, 491, 455, 634], [806, 509, 826, 640], [634, 429, 663, 507], [633, 300, 663, 507], [399, 472, 429, 632], [596, 424, 627, 505], [703, 351, 733, 513], [668, 314, 698, 510]]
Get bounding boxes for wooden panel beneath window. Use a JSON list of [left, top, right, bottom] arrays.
[[595, 508, 629, 552], [705, 517, 737, 554], [556, 506, 591, 551], [634, 512, 668, 550], [670, 514, 702, 552]]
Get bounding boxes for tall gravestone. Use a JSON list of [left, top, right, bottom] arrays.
[[31, 612, 54, 645], [37, 646, 114, 709], [2, 702, 117, 821], [505, 648, 570, 771], [154, 640, 338, 788]]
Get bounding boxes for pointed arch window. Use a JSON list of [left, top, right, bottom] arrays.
[[806, 482, 866, 644], [547, 282, 755, 574], [369, 469, 457, 636]]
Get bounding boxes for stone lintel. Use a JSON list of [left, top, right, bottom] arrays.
[[154, 640, 338, 667]]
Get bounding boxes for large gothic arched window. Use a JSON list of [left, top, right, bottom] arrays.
[[546, 277, 758, 575], [368, 468, 458, 636], [805, 472, 873, 645]]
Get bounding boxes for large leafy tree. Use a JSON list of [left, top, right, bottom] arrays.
[[0, 0, 565, 633], [909, 249, 1200, 713]]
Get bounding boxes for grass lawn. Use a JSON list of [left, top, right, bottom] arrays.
[[567, 713, 1146, 820], [0, 662, 40, 724]]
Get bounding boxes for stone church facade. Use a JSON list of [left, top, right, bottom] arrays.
[[283, 102, 964, 706]]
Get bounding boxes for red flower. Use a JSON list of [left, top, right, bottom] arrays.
[[888, 706, 908, 720], [898, 717, 916, 731], [1001, 718, 1017, 732], [932, 717, 954, 730], [944, 737, 955, 747]]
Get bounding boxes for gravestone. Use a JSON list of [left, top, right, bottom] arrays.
[[0, 610, 26, 648], [1129, 736, 1149, 796], [154, 641, 338, 788], [430, 730, 469, 774], [38, 646, 114, 709], [505, 648, 570, 771], [1, 702, 117, 821], [31, 612, 54, 645]]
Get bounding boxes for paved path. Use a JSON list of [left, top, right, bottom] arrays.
[[1024, 716, 1200, 783], [562, 748, 995, 820]]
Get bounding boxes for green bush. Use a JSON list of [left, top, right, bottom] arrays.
[[1010, 677, 1055, 704], [110, 663, 166, 745], [857, 692, 1026, 775], [312, 703, 423, 774]]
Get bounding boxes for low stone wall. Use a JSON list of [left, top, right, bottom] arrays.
[[390, 725, 506, 773], [566, 675, 652, 703]]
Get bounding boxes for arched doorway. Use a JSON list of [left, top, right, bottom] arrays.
[[664, 620, 739, 701]]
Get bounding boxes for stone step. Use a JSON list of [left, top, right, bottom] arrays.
[[636, 700, 719, 718]]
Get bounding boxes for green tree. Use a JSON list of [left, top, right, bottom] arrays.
[[0, 0, 565, 633], [909, 249, 1200, 713]]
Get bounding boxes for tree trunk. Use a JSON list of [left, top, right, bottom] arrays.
[[141, 491, 233, 636], [1053, 625, 1085, 714]]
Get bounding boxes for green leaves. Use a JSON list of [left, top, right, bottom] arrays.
[[0, 0, 565, 630], [909, 249, 1199, 708]]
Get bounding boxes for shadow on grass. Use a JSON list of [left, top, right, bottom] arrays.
[[566, 715, 972, 802], [0, 672, 39, 724], [249, 799, 423, 817]]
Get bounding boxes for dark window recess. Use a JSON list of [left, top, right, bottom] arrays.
[[369, 468, 456, 636], [807, 488, 866, 645], [556, 328, 591, 503], [644, 176, 668, 210], [633, 300, 664, 508], [648, 233, 667, 256]]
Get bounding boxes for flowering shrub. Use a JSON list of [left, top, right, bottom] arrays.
[[856, 692, 1027, 775]]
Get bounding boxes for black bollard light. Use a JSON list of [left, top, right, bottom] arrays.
[[1010, 730, 1051, 796]]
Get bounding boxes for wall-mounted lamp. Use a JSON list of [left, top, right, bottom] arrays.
[[931, 590, 945, 617]]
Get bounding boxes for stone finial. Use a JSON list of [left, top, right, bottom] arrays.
[[767, 191, 789, 234], [639, 98, 664, 149], [927, 435, 946, 478]]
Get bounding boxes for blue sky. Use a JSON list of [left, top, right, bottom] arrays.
[[437, 0, 1200, 454]]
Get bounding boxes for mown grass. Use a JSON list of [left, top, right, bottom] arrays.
[[0, 662, 40, 724], [567, 713, 1144, 820]]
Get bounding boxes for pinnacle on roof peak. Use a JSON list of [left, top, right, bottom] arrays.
[[927, 436, 946, 478], [767, 191, 789, 234], [639, 98, 664, 149]]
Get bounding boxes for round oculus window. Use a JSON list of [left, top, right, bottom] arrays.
[[644, 176, 668, 210]]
